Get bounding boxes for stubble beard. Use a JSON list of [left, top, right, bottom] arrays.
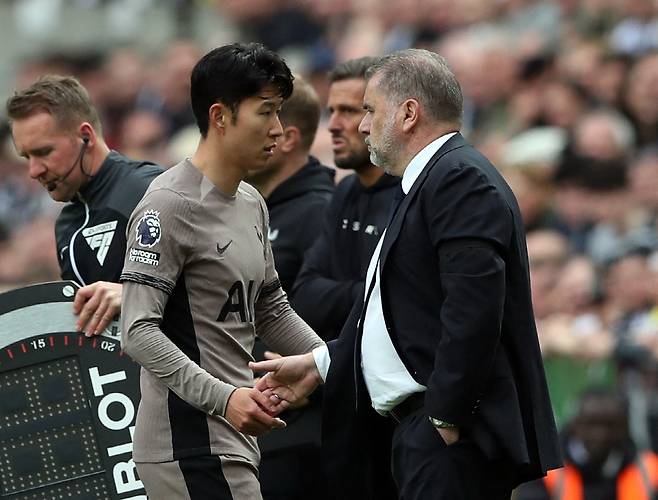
[[368, 117, 398, 175], [334, 142, 372, 171]]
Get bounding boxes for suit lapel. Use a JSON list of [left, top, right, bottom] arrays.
[[379, 133, 467, 269]]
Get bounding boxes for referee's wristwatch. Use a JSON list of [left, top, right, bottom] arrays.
[[428, 416, 457, 429]]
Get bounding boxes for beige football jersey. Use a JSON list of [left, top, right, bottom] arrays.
[[120, 159, 323, 464]]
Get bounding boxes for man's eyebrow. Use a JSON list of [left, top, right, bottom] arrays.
[[257, 99, 284, 111], [257, 95, 283, 102], [21, 145, 52, 157], [331, 104, 361, 111]]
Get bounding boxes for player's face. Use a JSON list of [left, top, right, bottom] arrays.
[[327, 78, 371, 171], [359, 75, 403, 176], [226, 86, 284, 172], [12, 112, 84, 202]]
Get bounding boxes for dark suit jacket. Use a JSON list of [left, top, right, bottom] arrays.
[[322, 134, 561, 497]]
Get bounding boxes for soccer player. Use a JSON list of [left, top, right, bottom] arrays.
[[120, 43, 324, 499]]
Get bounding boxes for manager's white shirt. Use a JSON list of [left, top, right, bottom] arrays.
[[313, 132, 457, 414]]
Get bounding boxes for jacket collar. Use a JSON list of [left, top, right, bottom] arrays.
[[266, 156, 334, 207], [379, 133, 467, 270], [401, 132, 458, 194], [77, 150, 121, 201]]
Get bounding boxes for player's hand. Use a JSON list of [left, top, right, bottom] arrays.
[[225, 387, 287, 437], [74, 281, 122, 336], [249, 352, 322, 411]]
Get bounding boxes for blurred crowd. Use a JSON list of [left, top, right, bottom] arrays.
[[2, 0, 658, 445]]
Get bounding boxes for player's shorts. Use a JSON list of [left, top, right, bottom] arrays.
[[137, 454, 262, 500]]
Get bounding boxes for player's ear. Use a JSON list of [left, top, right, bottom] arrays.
[[209, 103, 227, 133]]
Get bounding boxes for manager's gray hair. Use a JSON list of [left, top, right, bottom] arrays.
[[366, 49, 463, 126]]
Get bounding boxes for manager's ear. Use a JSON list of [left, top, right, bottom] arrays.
[[401, 98, 420, 133]]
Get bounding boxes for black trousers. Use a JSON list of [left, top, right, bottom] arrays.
[[259, 446, 328, 500], [391, 411, 516, 500]]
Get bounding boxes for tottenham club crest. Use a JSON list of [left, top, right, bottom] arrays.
[[136, 209, 162, 248]]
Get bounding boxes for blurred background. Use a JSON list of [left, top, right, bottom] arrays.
[[2, 0, 658, 458]]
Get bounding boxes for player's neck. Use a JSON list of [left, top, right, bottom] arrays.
[[191, 141, 243, 197]]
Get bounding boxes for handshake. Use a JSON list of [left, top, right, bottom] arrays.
[[224, 352, 323, 437]]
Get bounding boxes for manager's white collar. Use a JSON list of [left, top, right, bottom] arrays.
[[401, 132, 458, 194]]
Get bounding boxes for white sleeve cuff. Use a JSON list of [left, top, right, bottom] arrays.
[[312, 345, 331, 383]]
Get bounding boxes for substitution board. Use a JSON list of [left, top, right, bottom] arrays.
[[0, 282, 144, 499]]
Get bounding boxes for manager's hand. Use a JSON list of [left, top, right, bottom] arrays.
[[260, 351, 310, 409], [225, 387, 286, 437], [74, 281, 122, 336], [250, 352, 322, 411]]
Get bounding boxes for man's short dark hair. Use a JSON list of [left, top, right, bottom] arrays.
[[577, 386, 629, 420], [279, 76, 320, 152], [328, 56, 380, 84], [554, 153, 628, 191], [6, 75, 102, 133], [190, 43, 294, 137]]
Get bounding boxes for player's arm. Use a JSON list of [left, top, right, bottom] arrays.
[[121, 282, 283, 436], [254, 199, 325, 356], [120, 189, 282, 436], [255, 279, 324, 355]]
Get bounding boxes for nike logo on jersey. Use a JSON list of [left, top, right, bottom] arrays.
[[82, 221, 118, 266], [268, 228, 279, 242], [216, 240, 233, 256]]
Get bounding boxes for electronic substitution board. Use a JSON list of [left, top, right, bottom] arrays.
[[0, 282, 144, 500]]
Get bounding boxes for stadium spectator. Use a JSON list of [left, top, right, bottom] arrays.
[[516, 387, 658, 500]]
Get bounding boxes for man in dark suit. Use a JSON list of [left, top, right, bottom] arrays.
[[251, 48, 562, 500]]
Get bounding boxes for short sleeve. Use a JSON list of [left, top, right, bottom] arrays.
[[120, 188, 194, 294]]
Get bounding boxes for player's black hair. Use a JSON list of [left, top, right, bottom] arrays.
[[190, 43, 294, 137]]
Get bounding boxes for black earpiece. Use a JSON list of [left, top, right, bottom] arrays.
[[82, 136, 90, 145]]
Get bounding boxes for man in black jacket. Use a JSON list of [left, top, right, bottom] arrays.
[[247, 75, 334, 293], [7, 75, 162, 336], [247, 75, 334, 500], [253, 49, 561, 499], [291, 57, 399, 341]]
